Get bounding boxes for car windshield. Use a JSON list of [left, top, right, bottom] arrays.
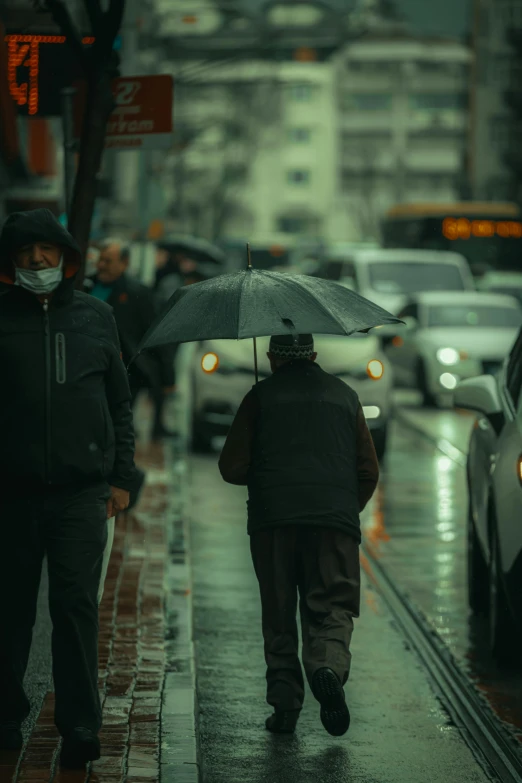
[[368, 262, 466, 293], [427, 304, 522, 328]]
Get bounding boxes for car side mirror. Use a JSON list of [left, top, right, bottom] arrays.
[[454, 375, 505, 434], [375, 316, 411, 342], [402, 316, 418, 331]]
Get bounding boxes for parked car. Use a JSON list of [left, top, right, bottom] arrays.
[[384, 291, 522, 406], [191, 332, 394, 459], [454, 326, 522, 659], [316, 248, 475, 315], [477, 271, 522, 306]]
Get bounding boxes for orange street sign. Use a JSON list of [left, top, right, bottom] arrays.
[[75, 75, 173, 150]]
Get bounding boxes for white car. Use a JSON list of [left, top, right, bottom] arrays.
[[191, 332, 394, 459], [384, 291, 522, 406], [477, 271, 522, 307], [454, 327, 522, 659], [318, 248, 475, 314]]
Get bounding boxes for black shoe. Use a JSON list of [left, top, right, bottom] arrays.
[[0, 721, 22, 750], [60, 727, 100, 768], [312, 668, 350, 737], [265, 710, 300, 734]]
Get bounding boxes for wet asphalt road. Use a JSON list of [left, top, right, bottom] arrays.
[[188, 417, 495, 783], [369, 399, 522, 747]]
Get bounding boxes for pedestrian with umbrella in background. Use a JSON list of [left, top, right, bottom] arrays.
[[154, 236, 225, 306], [130, 249, 402, 738]]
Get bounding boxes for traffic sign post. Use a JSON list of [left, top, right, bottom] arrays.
[[74, 74, 174, 151]]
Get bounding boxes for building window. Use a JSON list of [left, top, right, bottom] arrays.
[[277, 215, 321, 234], [287, 170, 310, 185], [409, 93, 468, 110], [287, 84, 314, 101], [342, 93, 392, 111], [287, 127, 311, 143]]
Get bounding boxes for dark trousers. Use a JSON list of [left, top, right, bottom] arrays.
[[250, 525, 360, 712], [0, 482, 110, 735], [130, 382, 164, 433]]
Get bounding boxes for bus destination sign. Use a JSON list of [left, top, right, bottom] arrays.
[[443, 217, 522, 240]]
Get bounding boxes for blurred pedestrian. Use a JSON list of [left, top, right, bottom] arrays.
[[0, 209, 138, 767], [154, 247, 199, 305], [85, 238, 177, 440], [218, 334, 379, 737]]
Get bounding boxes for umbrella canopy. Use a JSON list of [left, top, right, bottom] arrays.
[[136, 269, 403, 356], [157, 235, 226, 266]]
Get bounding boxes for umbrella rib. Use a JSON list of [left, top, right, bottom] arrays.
[[274, 273, 357, 334], [237, 268, 249, 338]]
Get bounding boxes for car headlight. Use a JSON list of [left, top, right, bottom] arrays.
[[367, 359, 384, 380], [201, 352, 219, 373], [436, 347, 460, 366], [340, 359, 385, 381], [200, 352, 247, 376]]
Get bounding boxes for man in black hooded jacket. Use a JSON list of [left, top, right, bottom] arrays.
[[0, 209, 138, 768]]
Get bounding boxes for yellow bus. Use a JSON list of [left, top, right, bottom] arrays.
[[382, 202, 522, 275]]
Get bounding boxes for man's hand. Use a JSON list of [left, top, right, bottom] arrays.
[[163, 385, 176, 396], [106, 486, 130, 519]]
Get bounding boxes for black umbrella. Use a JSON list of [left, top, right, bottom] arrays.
[[157, 235, 226, 266], [133, 249, 402, 383]]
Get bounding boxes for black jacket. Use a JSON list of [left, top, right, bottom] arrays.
[[0, 209, 137, 491], [220, 361, 376, 541], [84, 273, 176, 389]]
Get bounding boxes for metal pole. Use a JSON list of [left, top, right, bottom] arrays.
[[61, 87, 77, 218], [247, 243, 259, 384]]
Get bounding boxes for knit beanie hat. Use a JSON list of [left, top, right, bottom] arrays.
[[269, 333, 314, 359]]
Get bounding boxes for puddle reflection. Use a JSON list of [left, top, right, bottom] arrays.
[[362, 422, 522, 740]]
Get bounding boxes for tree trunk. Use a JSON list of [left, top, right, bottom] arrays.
[[69, 71, 115, 289]]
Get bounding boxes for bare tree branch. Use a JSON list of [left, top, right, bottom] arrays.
[[43, 0, 88, 71]]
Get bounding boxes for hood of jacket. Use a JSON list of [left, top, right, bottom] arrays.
[[0, 209, 82, 302]]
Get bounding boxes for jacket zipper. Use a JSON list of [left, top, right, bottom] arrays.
[[43, 298, 51, 484]]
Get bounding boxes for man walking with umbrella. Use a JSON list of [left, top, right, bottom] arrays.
[[218, 333, 379, 737]]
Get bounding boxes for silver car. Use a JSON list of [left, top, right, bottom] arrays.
[[454, 327, 522, 659], [477, 271, 522, 307], [318, 248, 475, 315], [191, 332, 394, 459], [385, 291, 522, 406]]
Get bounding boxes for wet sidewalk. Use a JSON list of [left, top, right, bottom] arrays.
[[0, 401, 198, 783], [188, 452, 494, 783]]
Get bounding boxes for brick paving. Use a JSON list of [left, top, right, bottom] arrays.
[[0, 423, 179, 783]]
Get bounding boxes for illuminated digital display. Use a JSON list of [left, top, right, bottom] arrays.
[[4, 35, 94, 116], [442, 217, 522, 240]]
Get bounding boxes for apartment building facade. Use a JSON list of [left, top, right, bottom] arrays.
[[334, 35, 471, 240]]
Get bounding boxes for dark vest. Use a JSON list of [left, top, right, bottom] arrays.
[[247, 360, 361, 540]]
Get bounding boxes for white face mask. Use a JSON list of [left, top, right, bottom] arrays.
[[15, 258, 64, 295]]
